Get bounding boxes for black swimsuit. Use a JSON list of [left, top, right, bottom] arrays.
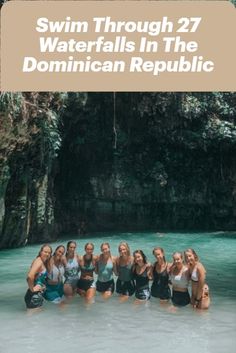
[[151, 263, 171, 300], [133, 266, 151, 300]]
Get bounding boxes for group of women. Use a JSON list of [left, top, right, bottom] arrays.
[[24, 241, 210, 311]]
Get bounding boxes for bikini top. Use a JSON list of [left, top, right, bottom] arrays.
[[80, 256, 96, 274], [170, 267, 189, 289], [47, 263, 65, 283], [191, 266, 199, 282], [65, 256, 80, 278]]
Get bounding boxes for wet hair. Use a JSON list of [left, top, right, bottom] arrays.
[[66, 241, 77, 257], [133, 249, 148, 264], [152, 247, 166, 263], [118, 242, 131, 257], [100, 242, 110, 251], [172, 251, 183, 260], [85, 242, 94, 251], [184, 248, 199, 262], [53, 244, 65, 256], [100, 242, 111, 259], [37, 244, 52, 272], [37, 244, 52, 258], [66, 241, 77, 251]]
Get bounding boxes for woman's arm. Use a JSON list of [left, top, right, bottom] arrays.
[[196, 264, 206, 301], [26, 258, 42, 292], [113, 256, 119, 276], [94, 255, 99, 274], [147, 263, 153, 280]]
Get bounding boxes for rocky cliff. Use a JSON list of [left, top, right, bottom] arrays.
[[1, 92, 236, 248]]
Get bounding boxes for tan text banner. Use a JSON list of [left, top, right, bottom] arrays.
[[1, 1, 236, 91]]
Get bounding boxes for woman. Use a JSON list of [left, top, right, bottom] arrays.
[[63, 241, 80, 299], [169, 252, 190, 307], [184, 248, 210, 309], [115, 242, 135, 301], [95, 242, 116, 299], [77, 243, 97, 303], [133, 250, 152, 301], [24, 244, 52, 310], [151, 247, 171, 301], [44, 245, 65, 304]]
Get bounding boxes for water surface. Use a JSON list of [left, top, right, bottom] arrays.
[[0, 232, 235, 353]]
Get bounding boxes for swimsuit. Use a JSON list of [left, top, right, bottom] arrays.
[[77, 257, 96, 291], [172, 290, 190, 306], [24, 289, 44, 309], [96, 258, 114, 293], [170, 268, 190, 306], [44, 264, 65, 303], [133, 266, 151, 300], [116, 261, 135, 296], [64, 256, 80, 289], [191, 266, 199, 282], [170, 268, 189, 289], [151, 263, 171, 300], [24, 267, 47, 309]]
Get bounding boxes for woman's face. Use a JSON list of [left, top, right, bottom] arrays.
[[185, 251, 195, 265], [154, 249, 163, 262], [68, 243, 76, 254], [40, 246, 52, 262], [85, 244, 94, 256], [101, 244, 110, 256], [55, 246, 65, 259], [119, 245, 127, 257], [134, 252, 144, 265], [173, 254, 183, 267]]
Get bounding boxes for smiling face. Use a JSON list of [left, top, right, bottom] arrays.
[[119, 245, 128, 257], [185, 251, 196, 265], [85, 243, 94, 256], [67, 242, 76, 255], [101, 243, 110, 256], [55, 246, 65, 259], [134, 252, 144, 265], [40, 246, 52, 262], [172, 253, 183, 268], [154, 249, 164, 262]]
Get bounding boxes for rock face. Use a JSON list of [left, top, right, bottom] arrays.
[[0, 92, 236, 248], [0, 92, 62, 248]]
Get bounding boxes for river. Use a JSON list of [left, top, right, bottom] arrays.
[[0, 232, 235, 353]]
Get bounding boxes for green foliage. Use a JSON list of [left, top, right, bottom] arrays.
[[0, 92, 24, 116]]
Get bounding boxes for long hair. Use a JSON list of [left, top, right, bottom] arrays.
[[66, 241, 77, 257], [37, 244, 52, 258], [85, 242, 94, 251], [100, 242, 111, 259], [83, 242, 95, 265], [53, 244, 65, 256], [37, 244, 52, 272], [118, 242, 131, 257], [184, 248, 199, 262], [152, 247, 166, 263], [133, 249, 148, 264]]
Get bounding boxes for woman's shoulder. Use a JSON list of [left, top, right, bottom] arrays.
[[29, 257, 43, 272], [197, 261, 206, 271], [196, 262, 206, 276]]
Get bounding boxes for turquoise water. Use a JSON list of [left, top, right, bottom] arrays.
[[0, 232, 235, 353]]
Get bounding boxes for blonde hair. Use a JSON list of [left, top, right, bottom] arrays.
[[184, 248, 199, 262], [152, 247, 166, 263], [118, 242, 131, 257]]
